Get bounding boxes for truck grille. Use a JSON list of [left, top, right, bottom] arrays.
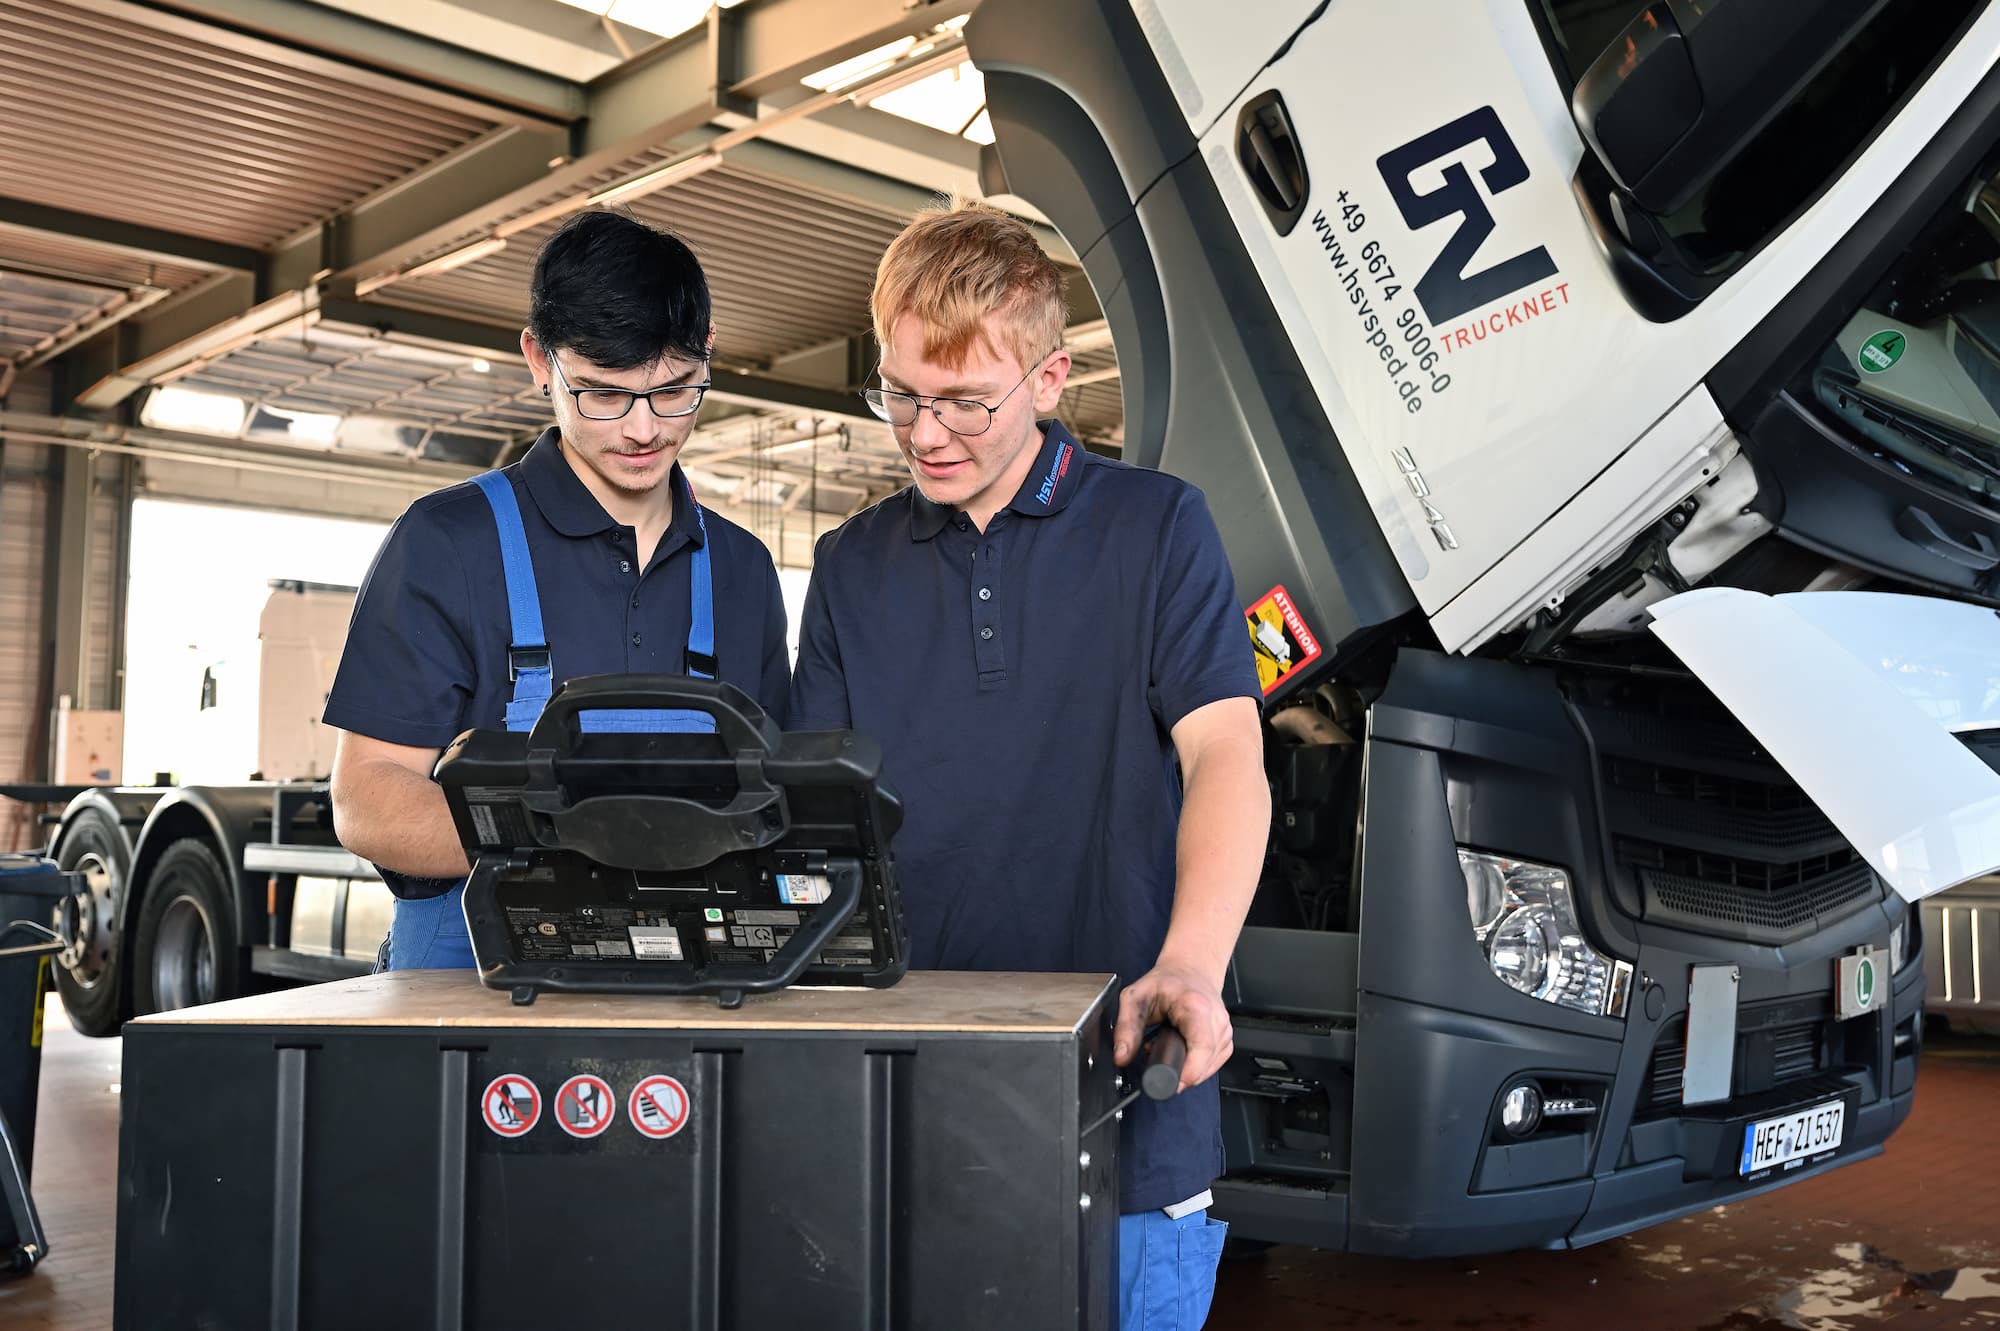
[[1639, 1004, 1831, 1114], [1574, 697, 1884, 944]]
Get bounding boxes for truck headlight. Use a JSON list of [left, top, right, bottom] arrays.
[[1460, 850, 1632, 1019]]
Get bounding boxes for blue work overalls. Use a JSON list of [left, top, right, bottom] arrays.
[[379, 469, 716, 971]]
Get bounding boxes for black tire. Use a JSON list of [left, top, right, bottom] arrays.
[[131, 838, 242, 1016], [50, 808, 134, 1037]]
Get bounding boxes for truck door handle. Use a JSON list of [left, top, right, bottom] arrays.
[[1896, 505, 2000, 571], [1236, 91, 1308, 236]]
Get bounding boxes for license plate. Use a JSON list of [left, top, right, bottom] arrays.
[[1739, 1098, 1845, 1175]]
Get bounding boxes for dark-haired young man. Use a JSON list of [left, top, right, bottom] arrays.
[[326, 209, 791, 970]]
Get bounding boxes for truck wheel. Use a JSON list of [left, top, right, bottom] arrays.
[[132, 839, 242, 1015], [51, 808, 134, 1037]]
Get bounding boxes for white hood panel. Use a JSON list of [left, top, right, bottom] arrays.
[[1649, 589, 2000, 902]]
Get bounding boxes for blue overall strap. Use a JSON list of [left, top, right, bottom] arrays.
[[685, 501, 715, 676], [580, 478, 717, 734], [471, 471, 553, 733]]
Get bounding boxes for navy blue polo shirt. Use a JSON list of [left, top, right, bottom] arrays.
[[790, 420, 1261, 1214], [325, 427, 791, 754]]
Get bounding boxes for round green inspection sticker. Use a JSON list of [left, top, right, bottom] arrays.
[[1858, 328, 1906, 374]]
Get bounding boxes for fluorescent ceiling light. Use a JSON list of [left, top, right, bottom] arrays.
[[802, 36, 918, 91], [142, 386, 247, 436], [861, 62, 988, 138], [400, 236, 508, 282], [588, 150, 723, 205], [963, 109, 994, 145], [604, 0, 709, 39]]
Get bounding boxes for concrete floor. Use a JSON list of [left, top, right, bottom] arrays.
[[5, 998, 1998, 1330]]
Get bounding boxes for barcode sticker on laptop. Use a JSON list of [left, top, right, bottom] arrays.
[[628, 925, 685, 960]]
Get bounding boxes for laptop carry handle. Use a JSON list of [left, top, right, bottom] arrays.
[[525, 674, 779, 757], [518, 675, 789, 871]]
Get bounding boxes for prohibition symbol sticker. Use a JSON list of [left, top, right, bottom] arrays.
[[629, 1075, 691, 1140], [555, 1073, 617, 1139], [481, 1074, 541, 1138]]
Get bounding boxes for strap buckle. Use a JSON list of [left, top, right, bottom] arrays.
[[684, 649, 718, 678], [508, 646, 552, 682]]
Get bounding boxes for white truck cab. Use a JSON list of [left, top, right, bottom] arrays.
[[968, 0, 2000, 1254]]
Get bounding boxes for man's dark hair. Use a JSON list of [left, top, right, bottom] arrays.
[[527, 209, 711, 370]]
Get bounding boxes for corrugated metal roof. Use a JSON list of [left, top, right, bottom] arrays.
[[0, 0, 502, 249], [0, 227, 213, 295], [175, 325, 543, 465], [0, 270, 131, 365], [387, 160, 912, 369]]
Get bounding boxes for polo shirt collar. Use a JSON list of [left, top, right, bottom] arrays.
[[1004, 420, 1084, 519], [906, 419, 1084, 541], [520, 427, 705, 547], [909, 488, 953, 542]]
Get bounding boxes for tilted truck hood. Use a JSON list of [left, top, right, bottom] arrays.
[[1648, 588, 2000, 902]]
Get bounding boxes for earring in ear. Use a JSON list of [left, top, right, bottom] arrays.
[[541, 384, 550, 397]]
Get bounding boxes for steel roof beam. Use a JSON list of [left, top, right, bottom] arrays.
[[69, 0, 580, 125], [0, 198, 258, 273]]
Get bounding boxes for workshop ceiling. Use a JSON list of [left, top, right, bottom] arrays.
[[0, 0, 1123, 530], [389, 159, 915, 370], [0, 0, 503, 250]]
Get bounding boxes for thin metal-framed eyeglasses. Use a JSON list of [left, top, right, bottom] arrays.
[[550, 352, 711, 421], [861, 349, 1054, 437]]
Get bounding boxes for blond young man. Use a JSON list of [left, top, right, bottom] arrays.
[[790, 201, 1269, 1324]]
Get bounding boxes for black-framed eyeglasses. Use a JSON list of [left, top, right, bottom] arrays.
[[861, 350, 1053, 437], [550, 353, 710, 421]]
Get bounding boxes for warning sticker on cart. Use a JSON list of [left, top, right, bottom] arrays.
[[554, 1073, 616, 1139], [481, 1074, 541, 1138], [629, 1074, 691, 1140], [1246, 585, 1324, 695], [627, 925, 685, 960]]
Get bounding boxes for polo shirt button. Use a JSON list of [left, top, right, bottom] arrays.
[[978, 587, 992, 601], [631, 633, 642, 646], [955, 517, 969, 531], [979, 626, 994, 640], [620, 560, 630, 573]]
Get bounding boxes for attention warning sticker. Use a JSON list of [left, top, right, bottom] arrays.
[[1246, 585, 1324, 695]]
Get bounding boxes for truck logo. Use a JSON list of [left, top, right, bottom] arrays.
[[1377, 107, 1558, 327], [1393, 447, 1458, 551]]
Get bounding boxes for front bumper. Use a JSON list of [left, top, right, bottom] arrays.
[[1216, 651, 1928, 1256], [1262, 955, 1923, 1258]]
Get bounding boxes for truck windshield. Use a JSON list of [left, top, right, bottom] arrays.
[[1813, 157, 2000, 503], [1531, 0, 1980, 286]]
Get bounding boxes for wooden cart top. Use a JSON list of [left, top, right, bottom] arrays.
[[130, 969, 1118, 1034]]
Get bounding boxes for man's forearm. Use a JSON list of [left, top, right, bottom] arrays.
[[1155, 732, 1270, 989], [332, 761, 471, 879]]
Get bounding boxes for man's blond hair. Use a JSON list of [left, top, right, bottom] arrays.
[[871, 197, 1067, 375]]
